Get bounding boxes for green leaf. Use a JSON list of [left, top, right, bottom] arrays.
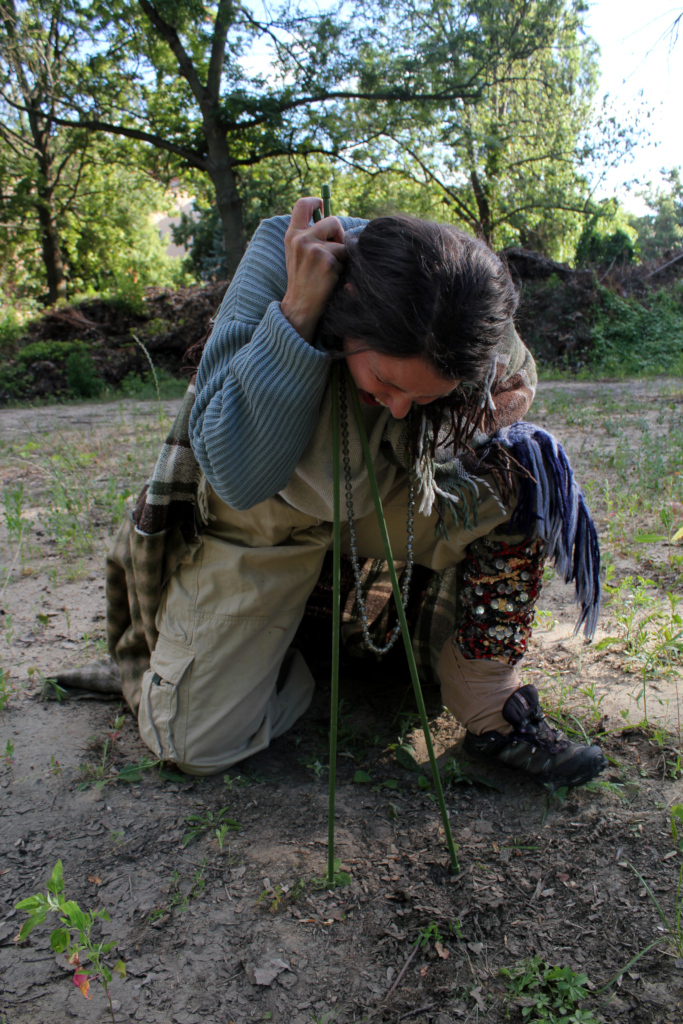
[[333, 871, 351, 887], [19, 909, 47, 940], [102, 940, 118, 953], [353, 769, 372, 784], [112, 959, 126, 978], [634, 533, 667, 543], [593, 636, 621, 651], [417, 775, 431, 790], [50, 928, 70, 953], [15, 895, 45, 911], [63, 901, 86, 930], [395, 744, 420, 772], [48, 861, 64, 895], [383, 778, 399, 789], [159, 769, 186, 782], [116, 765, 143, 783]]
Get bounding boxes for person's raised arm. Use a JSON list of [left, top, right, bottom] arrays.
[[189, 200, 361, 510], [280, 197, 347, 343]]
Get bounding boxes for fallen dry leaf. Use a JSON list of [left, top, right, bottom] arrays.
[[87, 875, 102, 885], [470, 986, 486, 1011], [434, 941, 450, 959]]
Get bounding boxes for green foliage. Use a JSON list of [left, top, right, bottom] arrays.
[[575, 225, 637, 267], [65, 350, 103, 398], [15, 861, 125, 1023], [626, 859, 683, 959], [119, 368, 187, 400], [182, 806, 241, 847], [311, 857, 351, 890], [630, 168, 683, 262], [441, 757, 501, 790], [500, 956, 597, 1023], [413, 920, 442, 948], [590, 285, 683, 376]]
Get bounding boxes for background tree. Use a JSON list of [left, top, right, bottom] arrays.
[[0, 0, 85, 302], [340, 0, 600, 258], [629, 169, 683, 262], [50, 0, 575, 274]]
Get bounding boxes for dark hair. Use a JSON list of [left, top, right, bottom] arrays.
[[319, 214, 518, 385]]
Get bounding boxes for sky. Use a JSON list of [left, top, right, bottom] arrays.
[[585, 0, 683, 210]]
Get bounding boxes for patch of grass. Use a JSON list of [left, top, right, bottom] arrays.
[[119, 368, 187, 400]]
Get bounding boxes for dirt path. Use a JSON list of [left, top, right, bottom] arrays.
[[1, 382, 683, 1024]]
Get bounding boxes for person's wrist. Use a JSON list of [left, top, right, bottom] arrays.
[[280, 296, 316, 344]]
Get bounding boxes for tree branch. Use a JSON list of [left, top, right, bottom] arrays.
[[207, 0, 233, 100], [137, 0, 207, 107], [46, 112, 208, 169]]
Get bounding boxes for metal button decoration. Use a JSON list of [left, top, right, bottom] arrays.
[[455, 537, 546, 664]]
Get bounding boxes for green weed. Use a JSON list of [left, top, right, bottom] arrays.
[[182, 806, 241, 847], [15, 861, 125, 1024], [150, 862, 208, 920], [442, 757, 501, 791], [311, 857, 351, 890], [500, 955, 598, 1023], [413, 920, 442, 949]]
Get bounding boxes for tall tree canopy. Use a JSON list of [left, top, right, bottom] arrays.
[[48, 0, 577, 273], [0, 0, 84, 301]]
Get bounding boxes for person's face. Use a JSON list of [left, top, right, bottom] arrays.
[[343, 339, 459, 420]]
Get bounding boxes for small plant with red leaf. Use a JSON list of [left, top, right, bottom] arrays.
[[14, 860, 126, 1022]]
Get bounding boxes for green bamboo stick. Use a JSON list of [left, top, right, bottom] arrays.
[[322, 183, 331, 219], [327, 362, 342, 886], [344, 365, 460, 874], [312, 183, 331, 223]]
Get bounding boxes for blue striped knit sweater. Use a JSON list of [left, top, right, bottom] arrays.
[[189, 215, 367, 510]]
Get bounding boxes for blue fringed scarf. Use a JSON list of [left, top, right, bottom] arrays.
[[496, 422, 601, 640], [426, 421, 601, 641]]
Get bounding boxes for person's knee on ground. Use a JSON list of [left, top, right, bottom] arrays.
[[438, 534, 606, 789], [139, 647, 316, 777]]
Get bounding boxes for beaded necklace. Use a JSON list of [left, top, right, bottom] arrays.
[[338, 369, 415, 655]]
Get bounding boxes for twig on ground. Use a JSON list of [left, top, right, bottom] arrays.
[[385, 943, 419, 999], [393, 1003, 436, 1022]]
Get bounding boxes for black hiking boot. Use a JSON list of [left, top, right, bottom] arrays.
[[463, 684, 607, 791]]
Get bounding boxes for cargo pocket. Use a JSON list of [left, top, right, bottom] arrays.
[[138, 637, 195, 762]]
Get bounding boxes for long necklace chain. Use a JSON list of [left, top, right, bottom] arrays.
[[338, 370, 415, 655]]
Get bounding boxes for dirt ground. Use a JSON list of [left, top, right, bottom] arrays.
[[1, 382, 683, 1024]]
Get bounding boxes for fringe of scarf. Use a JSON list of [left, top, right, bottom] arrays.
[[489, 422, 601, 641]]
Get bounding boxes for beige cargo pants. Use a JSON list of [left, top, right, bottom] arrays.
[[138, 475, 523, 775]]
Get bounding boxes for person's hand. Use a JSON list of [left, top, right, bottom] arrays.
[[280, 197, 346, 344]]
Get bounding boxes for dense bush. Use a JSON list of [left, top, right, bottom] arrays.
[[590, 285, 683, 376]]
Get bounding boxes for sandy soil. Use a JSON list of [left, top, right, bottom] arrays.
[[1, 383, 682, 1024]]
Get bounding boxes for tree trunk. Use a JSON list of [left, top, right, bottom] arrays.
[[206, 139, 246, 277], [470, 170, 494, 248], [36, 194, 67, 304]]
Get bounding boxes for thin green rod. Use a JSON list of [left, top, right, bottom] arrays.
[[327, 362, 342, 885], [344, 365, 460, 873], [322, 183, 331, 218]]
